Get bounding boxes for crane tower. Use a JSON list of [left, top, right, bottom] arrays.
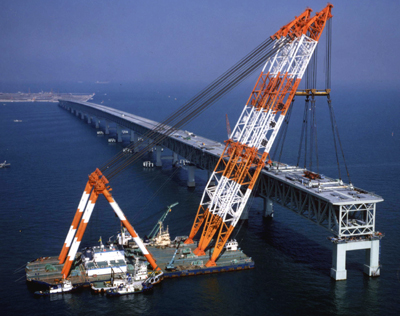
[[184, 5, 334, 267]]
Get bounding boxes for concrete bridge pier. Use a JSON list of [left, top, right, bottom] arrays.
[[75, 110, 79, 117], [132, 133, 139, 152], [87, 116, 92, 124], [263, 197, 274, 218], [81, 112, 85, 120], [364, 239, 381, 277], [95, 118, 100, 129], [105, 121, 110, 135], [187, 164, 196, 187], [156, 145, 162, 167], [330, 239, 380, 281], [117, 125, 123, 142], [173, 152, 178, 165], [160, 152, 179, 166]]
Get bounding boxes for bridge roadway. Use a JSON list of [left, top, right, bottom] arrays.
[[59, 99, 384, 280]]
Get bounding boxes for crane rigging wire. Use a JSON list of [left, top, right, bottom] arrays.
[[131, 166, 182, 223], [92, 36, 293, 230], [271, 98, 295, 166], [104, 38, 287, 178], [102, 37, 292, 180], [99, 37, 277, 172]]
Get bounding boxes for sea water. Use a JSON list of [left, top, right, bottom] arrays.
[[0, 82, 399, 315]]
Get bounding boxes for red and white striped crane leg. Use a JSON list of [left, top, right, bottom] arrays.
[[102, 189, 160, 271], [61, 192, 99, 278], [58, 181, 92, 264]]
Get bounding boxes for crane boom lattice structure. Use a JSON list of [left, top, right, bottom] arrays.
[[185, 5, 333, 267]]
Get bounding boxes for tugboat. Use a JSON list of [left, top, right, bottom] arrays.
[[90, 269, 126, 294], [34, 279, 77, 296], [105, 258, 154, 296], [91, 257, 152, 294], [105, 281, 146, 296]]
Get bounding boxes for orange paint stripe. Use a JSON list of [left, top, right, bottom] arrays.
[[102, 189, 115, 203], [121, 220, 138, 238], [71, 210, 83, 229], [61, 259, 73, 277], [84, 181, 92, 194], [89, 194, 98, 203], [144, 254, 161, 271], [58, 245, 69, 263], [75, 222, 88, 242]]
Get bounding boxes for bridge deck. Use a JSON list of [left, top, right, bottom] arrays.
[[59, 100, 383, 238]]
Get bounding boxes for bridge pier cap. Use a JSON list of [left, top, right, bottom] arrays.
[[330, 239, 381, 281]]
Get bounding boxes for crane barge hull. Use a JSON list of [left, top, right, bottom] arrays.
[[25, 241, 253, 289], [146, 242, 254, 278]]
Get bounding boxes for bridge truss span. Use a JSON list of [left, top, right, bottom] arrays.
[[257, 164, 383, 239]]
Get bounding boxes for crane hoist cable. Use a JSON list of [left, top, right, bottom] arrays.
[[327, 96, 351, 184], [325, 19, 332, 90], [272, 98, 295, 166], [311, 96, 320, 173]]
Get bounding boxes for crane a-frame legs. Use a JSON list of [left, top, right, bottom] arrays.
[[60, 169, 160, 279], [58, 169, 102, 264]]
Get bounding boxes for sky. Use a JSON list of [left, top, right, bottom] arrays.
[[0, 0, 399, 89]]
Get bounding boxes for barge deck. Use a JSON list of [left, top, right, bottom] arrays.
[[26, 241, 254, 288]]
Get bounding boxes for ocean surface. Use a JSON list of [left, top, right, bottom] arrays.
[[0, 82, 399, 316]]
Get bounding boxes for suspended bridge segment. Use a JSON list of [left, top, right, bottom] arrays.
[[59, 99, 384, 280]]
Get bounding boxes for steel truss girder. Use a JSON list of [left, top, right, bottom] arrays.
[[207, 36, 319, 225], [339, 203, 376, 237], [267, 35, 318, 78], [201, 143, 265, 228], [231, 35, 317, 152], [191, 35, 320, 260], [257, 174, 377, 238], [204, 36, 317, 223]]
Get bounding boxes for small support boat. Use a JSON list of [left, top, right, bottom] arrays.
[[92, 257, 154, 294], [34, 279, 77, 296], [0, 161, 10, 168], [105, 282, 147, 296]]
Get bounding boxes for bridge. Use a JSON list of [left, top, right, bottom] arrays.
[[59, 99, 384, 281]]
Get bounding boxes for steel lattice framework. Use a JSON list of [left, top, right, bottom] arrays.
[[256, 170, 379, 238], [185, 5, 334, 267]]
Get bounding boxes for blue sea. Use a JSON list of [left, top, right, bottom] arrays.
[[0, 81, 399, 316]]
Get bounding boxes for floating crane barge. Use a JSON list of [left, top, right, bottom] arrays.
[[26, 238, 253, 288], [25, 4, 383, 292]]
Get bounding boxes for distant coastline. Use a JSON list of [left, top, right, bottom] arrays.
[[0, 92, 95, 103]]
